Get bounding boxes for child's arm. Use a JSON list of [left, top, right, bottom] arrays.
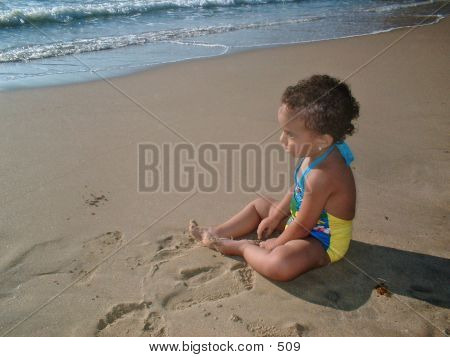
[[261, 171, 333, 250], [270, 184, 294, 220], [256, 185, 294, 240]]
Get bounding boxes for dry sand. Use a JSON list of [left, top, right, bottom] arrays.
[[0, 17, 449, 336]]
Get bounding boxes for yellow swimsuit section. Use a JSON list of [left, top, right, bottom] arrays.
[[285, 141, 354, 263]]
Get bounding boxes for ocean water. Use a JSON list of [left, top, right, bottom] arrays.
[[0, 0, 448, 90]]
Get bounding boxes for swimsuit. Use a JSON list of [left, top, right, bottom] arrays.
[[285, 141, 354, 263]]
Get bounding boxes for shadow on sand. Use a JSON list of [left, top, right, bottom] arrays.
[[272, 240, 450, 311]]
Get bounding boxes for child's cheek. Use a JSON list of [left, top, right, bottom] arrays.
[[291, 143, 300, 157], [293, 143, 304, 157], [295, 141, 312, 157]]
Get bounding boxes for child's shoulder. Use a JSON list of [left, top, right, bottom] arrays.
[[307, 149, 355, 193]]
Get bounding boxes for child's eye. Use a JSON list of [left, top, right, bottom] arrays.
[[286, 131, 295, 138]]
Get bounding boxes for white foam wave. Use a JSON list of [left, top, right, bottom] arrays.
[[0, 0, 296, 28], [0, 17, 321, 62], [365, 0, 440, 13]]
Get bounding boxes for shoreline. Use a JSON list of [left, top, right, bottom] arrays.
[[1, 13, 447, 93]]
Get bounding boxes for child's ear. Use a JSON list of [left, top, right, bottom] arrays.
[[317, 134, 334, 149]]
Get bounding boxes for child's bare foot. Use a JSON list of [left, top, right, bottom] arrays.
[[188, 219, 222, 249], [188, 219, 258, 255]]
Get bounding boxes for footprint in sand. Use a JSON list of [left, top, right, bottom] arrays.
[[156, 235, 175, 251], [143, 233, 255, 311], [103, 229, 256, 335], [228, 313, 308, 337], [0, 231, 123, 297], [179, 266, 221, 285], [96, 301, 167, 337], [142, 311, 167, 337], [144, 233, 197, 275], [121, 232, 196, 276], [246, 320, 308, 337], [151, 233, 195, 262]]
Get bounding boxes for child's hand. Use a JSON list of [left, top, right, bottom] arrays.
[[259, 238, 279, 251], [257, 217, 279, 240]]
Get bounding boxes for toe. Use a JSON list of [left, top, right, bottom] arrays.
[[188, 220, 199, 233], [188, 219, 198, 229], [188, 221, 203, 241]]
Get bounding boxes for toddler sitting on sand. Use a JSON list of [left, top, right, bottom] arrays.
[[189, 74, 359, 281]]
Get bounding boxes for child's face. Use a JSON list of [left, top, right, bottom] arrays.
[[277, 103, 320, 158]]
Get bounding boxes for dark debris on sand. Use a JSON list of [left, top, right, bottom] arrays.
[[374, 282, 392, 297], [85, 193, 108, 207]]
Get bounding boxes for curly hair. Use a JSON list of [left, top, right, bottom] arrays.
[[281, 74, 360, 142]]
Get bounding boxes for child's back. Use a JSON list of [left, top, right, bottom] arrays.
[[300, 147, 356, 221]]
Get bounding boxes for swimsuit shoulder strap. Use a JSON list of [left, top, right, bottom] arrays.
[[297, 144, 336, 189], [293, 157, 304, 184], [294, 141, 355, 191], [335, 140, 354, 166]]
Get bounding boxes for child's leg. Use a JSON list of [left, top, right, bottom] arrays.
[[189, 221, 330, 282], [239, 238, 331, 281], [212, 196, 285, 239]]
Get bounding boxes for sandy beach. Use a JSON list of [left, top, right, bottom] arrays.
[[0, 17, 449, 337]]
